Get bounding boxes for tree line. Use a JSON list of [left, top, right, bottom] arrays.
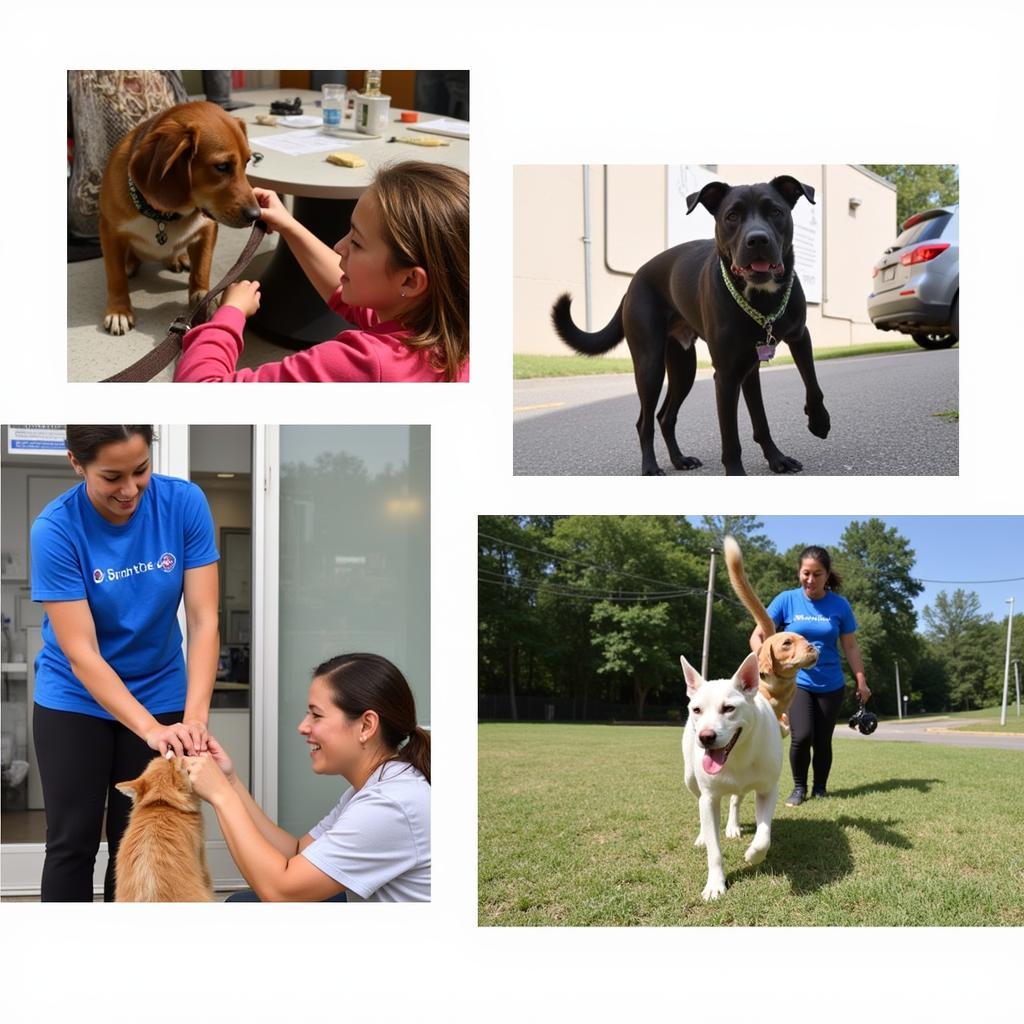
[[478, 515, 1021, 722]]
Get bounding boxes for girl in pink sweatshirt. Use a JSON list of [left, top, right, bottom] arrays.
[[174, 161, 468, 382]]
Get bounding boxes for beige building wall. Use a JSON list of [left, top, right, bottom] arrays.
[[513, 164, 897, 357]]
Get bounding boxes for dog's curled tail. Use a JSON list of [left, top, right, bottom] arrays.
[[723, 535, 776, 640], [550, 293, 625, 356]]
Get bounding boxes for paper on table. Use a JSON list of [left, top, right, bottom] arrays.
[[408, 118, 470, 139], [276, 115, 323, 128], [254, 129, 367, 156]]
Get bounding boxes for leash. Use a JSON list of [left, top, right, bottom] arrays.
[[719, 258, 795, 362], [101, 220, 267, 383]]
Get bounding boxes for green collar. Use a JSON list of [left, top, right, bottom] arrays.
[[127, 174, 182, 245], [719, 258, 794, 328]]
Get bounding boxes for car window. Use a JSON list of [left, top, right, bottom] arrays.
[[894, 211, 953, 247]]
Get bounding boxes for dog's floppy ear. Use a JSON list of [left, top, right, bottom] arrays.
[[769, 175, 815, 208], [733, 651, 760, 695], [680, 655, 705, 698], [686, 181, 731, 216], [129, 118, 198, 211], [757, 640, 778, 679]]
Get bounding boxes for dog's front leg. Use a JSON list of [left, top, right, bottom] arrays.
[[712, 365, 746, 476], [99, 219, 135, 335], [744, 785, 778, 866], [698, 793, 727, 900], [787, 327, 831, 440], [187, 221, 218, 309], [741, 368, 803, 473]]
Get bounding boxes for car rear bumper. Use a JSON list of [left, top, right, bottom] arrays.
[[867, 294, 953, 331]]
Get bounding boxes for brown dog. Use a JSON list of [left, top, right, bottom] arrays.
[[98, 100, 260, 335], [114, 754, 214, 902], [723, 536, 818, 733]]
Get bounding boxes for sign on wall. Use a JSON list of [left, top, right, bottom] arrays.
[[7, 426, 67, 456], [667, 166, 822, 304]]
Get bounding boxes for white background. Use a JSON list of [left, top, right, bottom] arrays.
[[2, 0, 1019, 1019]]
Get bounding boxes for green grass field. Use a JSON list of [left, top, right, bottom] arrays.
[[933, 705, 1024, 733], [513, 341, 920, 379], [478, 723, 1024, 926]]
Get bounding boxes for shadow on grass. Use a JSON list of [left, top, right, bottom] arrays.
[[826, 776, 943, 799], [751, 814, 913, 895]]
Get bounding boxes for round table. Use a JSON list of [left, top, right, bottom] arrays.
[[232, 89, 469, 348]]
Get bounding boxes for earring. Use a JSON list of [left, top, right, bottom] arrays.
[[400, 289, 406, 298]]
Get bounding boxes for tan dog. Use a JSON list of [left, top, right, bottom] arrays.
[[723, 536, 818, 733], [98, 100, 260, 335], [114, 754, 214, 902]]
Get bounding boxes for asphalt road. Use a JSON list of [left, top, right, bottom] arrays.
[[513, 348, 958, 476], [834, 716, 1024, 752]]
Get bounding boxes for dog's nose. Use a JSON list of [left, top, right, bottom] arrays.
[[698, 729, 717, 749], [242, 205, 261, 224], [744, 230, 770, 251]]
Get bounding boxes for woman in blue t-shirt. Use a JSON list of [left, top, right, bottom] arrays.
[[30, 425, 220, 901], [750, 545, 871, 807]]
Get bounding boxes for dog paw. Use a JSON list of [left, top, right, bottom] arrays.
[[702, 876, 727, 901], [642, 466, 666, 476], [670, 454, 703, 471], [104, 310, 135, 335], [744, 842, 768, 866], [693, 833, 706, 848], [168, 254, 191, 273], [725, 822, 742, 839], [767, 452, 803, 473], [806, 404, 831, 439]]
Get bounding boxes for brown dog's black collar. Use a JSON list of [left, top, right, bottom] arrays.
[[126, 173, 182, 245]]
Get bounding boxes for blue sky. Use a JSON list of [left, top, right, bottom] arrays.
[[690, 516, 1022, 625]]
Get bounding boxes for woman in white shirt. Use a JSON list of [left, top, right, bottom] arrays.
[[187, 652, 430, 902]]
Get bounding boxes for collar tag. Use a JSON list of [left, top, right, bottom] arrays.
[[757, 344, 776, 362]]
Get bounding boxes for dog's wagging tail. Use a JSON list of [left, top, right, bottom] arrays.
[[551, 293, 625, 355]]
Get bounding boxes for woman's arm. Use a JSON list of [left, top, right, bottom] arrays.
[[181, 563, 220, 751], [840, 632, 871, 701], [187, 753, 343, 901], [253, 188, 341, 303], [44, 600, 194, 754]]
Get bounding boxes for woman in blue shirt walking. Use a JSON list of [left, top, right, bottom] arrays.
[[750, 545, 871, 807], [30, 425, 220, 900]]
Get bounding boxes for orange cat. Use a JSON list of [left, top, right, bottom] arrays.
[[114, 755, 214, 902]]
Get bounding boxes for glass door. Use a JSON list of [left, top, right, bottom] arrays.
[[252, 426, 430, 837]]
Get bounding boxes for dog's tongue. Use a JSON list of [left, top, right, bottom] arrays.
[[750, 260, 773, 273], [702, 748, 728, 775]]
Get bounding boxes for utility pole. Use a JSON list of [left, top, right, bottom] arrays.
[[1013, 659, 1021, 718], [1001, 597, 1015, 727], [701, 547, 718, 680], [894, 660, 902, 720]]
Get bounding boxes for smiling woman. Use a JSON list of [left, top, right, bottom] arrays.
[[30, 425, 220, 901], [185, 652, 431, 902]]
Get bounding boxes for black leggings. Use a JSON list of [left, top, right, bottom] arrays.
[[32, 704, 182, 902], [788, 687, 845, 791]]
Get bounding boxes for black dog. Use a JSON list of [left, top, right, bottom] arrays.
[[551, 175, 830, 476]]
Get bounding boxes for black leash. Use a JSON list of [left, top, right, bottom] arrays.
[[101, 220, 267, 383]]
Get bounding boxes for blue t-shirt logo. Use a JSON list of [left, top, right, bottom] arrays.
[[157, 552, 176, 572], [92, 568, 104, 584]]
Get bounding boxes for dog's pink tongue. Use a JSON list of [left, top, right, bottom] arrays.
[[750, 260, 773, 272], [703, 749, 727, 774]]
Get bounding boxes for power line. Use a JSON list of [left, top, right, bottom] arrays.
[[914, 576, 1024, 584]]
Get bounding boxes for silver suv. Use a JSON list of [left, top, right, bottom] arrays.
[[867, 204, 958, 349]]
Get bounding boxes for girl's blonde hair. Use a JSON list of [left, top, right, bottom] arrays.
[[369, 161, 468, 381]]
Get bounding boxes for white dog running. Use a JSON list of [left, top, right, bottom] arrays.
[[681, 652, 783, 901]]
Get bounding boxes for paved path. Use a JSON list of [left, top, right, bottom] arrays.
[[514, 348, 958, 476], [834, 716, 1024, 751]]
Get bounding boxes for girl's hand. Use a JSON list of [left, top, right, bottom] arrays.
[[205, 733, 236, 782], [252, 187, 294, 234], [184, 752, 233, 806], [856, 680, 872, 703], [223, 280, 261, 317], [145, 721, 205, 757]]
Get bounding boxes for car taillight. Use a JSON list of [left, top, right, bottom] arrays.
[[899, 242, 950, 266]]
